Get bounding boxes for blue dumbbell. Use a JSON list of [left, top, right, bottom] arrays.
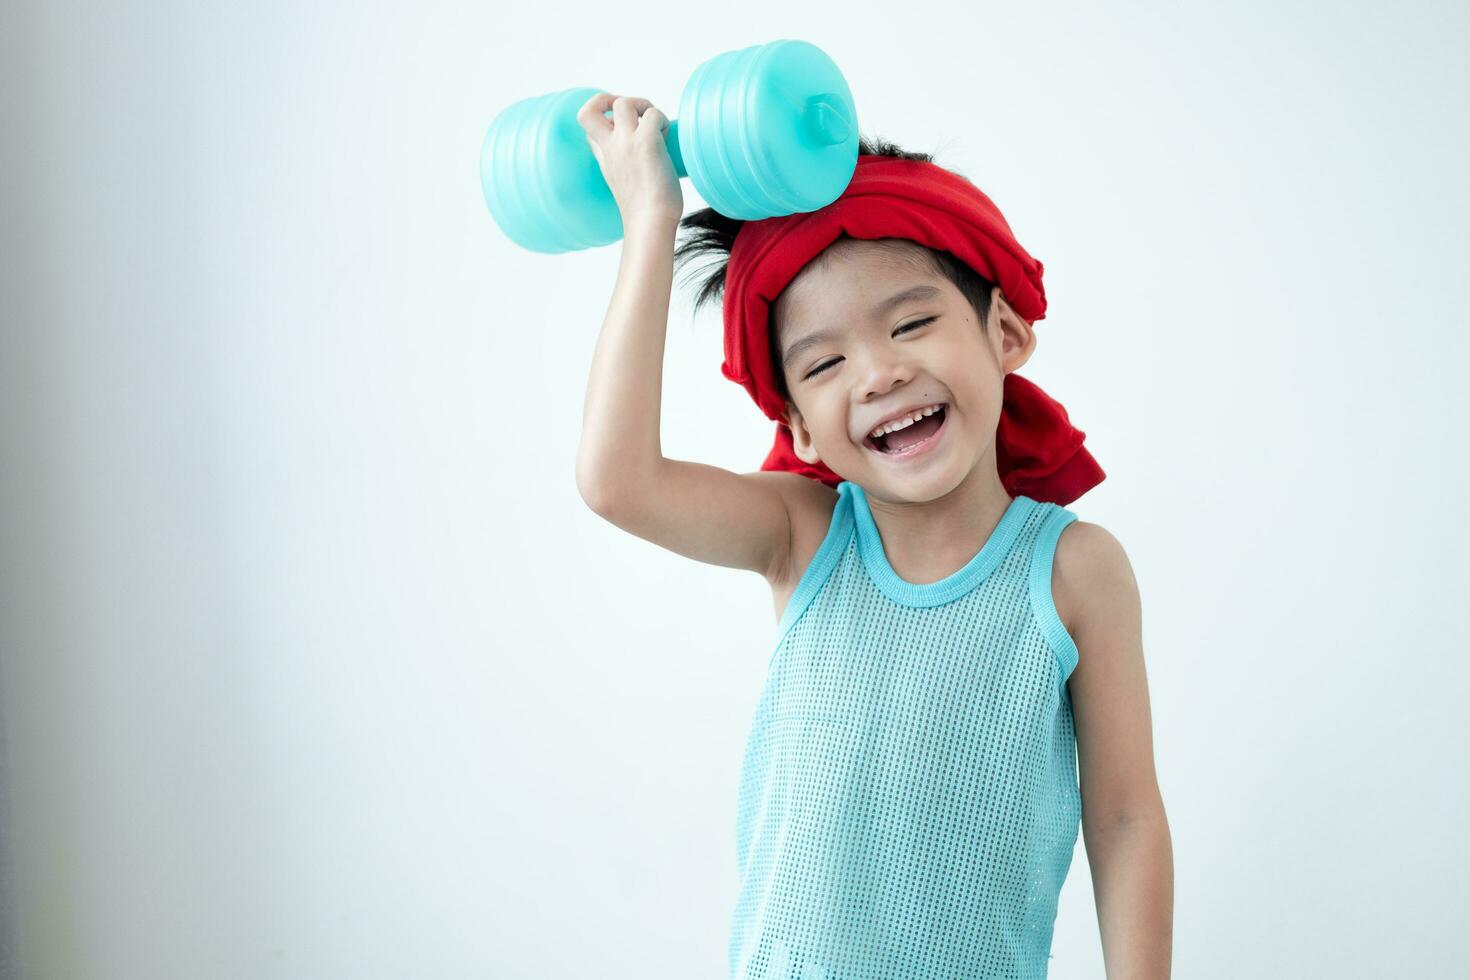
[[480, 38, 858, 253]]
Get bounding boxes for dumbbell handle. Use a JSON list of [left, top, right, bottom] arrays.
[[601, 93, 853, 182]]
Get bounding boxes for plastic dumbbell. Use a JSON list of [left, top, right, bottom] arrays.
[[479, 38, 858, 253]]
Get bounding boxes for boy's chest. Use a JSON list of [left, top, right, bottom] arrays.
[[768, 556, 1080, 635]]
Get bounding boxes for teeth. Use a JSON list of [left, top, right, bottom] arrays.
[[868, 403, 944, 440]]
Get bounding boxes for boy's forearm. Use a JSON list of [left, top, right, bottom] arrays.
[[575, 215, 681, 504], [1085, 812, 1174, 979]]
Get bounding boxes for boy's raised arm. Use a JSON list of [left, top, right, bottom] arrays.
[[572, 93, 795, 585], [573, 215, 678, 504]]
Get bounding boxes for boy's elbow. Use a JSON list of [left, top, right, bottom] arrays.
[[576, 452, 660, 517], [578, 479, 615, 517], [575, 468, 609, 514], [575, 450, 604, 510], [576, 463, 627, 517]]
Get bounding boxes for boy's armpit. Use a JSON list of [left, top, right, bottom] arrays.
[[766, 474, 840, 595]]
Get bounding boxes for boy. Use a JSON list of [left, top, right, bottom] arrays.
[[574, 92, 1172, 979]]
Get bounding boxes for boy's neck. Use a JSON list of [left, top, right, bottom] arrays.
[[859, 455, 1016, 586]]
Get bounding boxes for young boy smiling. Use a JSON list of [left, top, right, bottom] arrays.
[[574, 92, 1173, 979]]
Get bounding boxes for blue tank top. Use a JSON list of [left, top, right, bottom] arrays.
[[729, 480, 1082, 980]]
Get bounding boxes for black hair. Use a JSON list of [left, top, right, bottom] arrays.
[[672, 135, 998, 404]]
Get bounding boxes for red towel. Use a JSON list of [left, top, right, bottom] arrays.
[[720, 154, 1104, 505]]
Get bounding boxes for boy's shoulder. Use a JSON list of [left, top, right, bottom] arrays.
[[1051, 518, 1135, 641], [742, 471, 839, 528], [770, 471, 841, 536]]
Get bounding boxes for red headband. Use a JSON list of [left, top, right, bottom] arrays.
[[720, 154, 1105, 506]]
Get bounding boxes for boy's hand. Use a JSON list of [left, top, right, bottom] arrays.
[[576, 92, 684, 228]]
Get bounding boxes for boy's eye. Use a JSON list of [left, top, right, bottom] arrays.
[[801, 317, 937, 381]]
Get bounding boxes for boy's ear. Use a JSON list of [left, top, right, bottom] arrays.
[[782, 404, 823, 466], [990, 286, 1037, 375]]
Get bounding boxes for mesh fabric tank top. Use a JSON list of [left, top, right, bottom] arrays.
[[729, 480, 1081, 980]]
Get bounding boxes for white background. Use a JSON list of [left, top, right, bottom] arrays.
[[2, 1, 1467, 977]]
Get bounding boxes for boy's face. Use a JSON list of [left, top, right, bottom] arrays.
[[773, 241, 1036, 498]]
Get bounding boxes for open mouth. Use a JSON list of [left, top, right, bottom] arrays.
[[863, 404, 948, 459]]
